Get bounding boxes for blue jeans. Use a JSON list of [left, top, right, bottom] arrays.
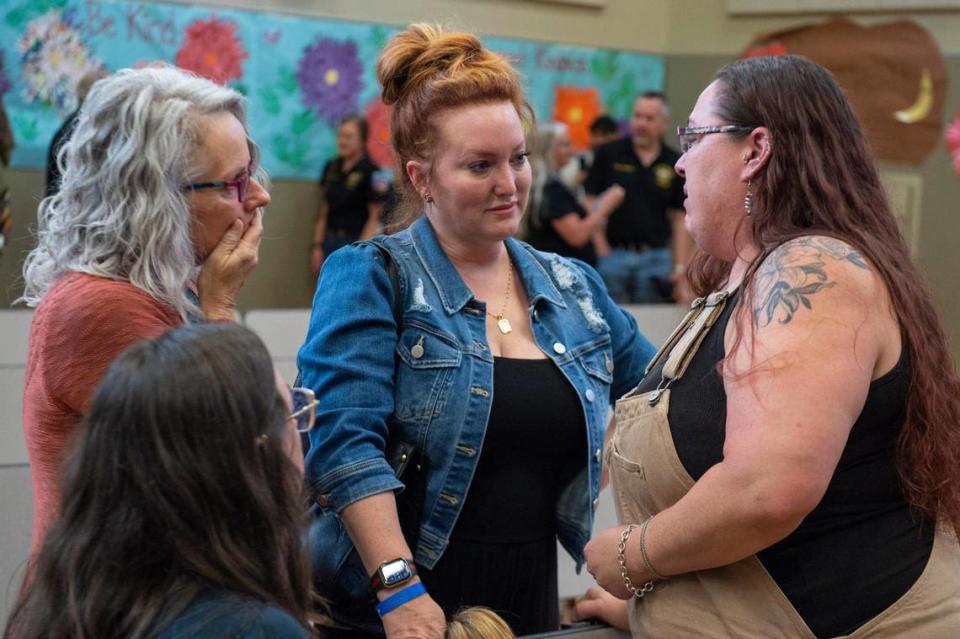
[[597, 247, 672, 304]]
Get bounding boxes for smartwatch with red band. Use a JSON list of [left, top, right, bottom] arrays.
[[370, 557, 417, 592]]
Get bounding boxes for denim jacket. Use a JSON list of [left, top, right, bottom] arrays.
[[297, 217, 655, 600]]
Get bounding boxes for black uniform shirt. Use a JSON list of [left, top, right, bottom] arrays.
[[584, 138, 684, 248], [319, 155, 381, 237]]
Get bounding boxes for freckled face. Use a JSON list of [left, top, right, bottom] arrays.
[[418, 101, 532, 248], [186, 112, 270, 260]]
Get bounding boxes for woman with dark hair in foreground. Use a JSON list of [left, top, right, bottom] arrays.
[[577, 55, 960, 637], [6, 324, 320, 638]]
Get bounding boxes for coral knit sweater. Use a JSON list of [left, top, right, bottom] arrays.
[[22, 272, 182, 556]]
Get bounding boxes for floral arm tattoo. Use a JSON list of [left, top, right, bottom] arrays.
[[753, 237, 869, 328]]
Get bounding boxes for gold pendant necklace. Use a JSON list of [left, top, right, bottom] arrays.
[[486, 256, 513, 335]]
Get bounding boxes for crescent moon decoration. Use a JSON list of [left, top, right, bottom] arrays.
[[894, 68, 933, 124]]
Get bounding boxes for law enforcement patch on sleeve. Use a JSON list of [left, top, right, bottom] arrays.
[[653, 163, 675, 189]]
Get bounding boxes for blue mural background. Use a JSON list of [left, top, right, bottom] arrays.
[[0, 0, 663, 179]]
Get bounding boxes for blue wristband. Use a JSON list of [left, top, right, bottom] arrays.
[[375, 581, 427, 617]]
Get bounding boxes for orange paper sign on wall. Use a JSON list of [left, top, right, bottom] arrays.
[[553, 86, 602, 151]]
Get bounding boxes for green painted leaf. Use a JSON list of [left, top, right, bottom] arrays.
[[292, 110, 315, 135], [272, 135, 291, 164], [5, 0, 65, 30], [590, 51, 619, 82], [259, 87, 281, 115], [371, 25, 389, 50], [12, 114, 38, 141], [287, 140, 308, 167], [609, 73, 636, 117], [279, 67, 298, 94]]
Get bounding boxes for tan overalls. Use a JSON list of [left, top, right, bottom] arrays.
[[609, 288, 960, 638]]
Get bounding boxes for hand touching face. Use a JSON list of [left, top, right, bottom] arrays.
[[186, 112, 270, 260]]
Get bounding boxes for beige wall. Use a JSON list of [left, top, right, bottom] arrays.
[[175, 0, 670, 52], [666, 0, 960, 55]]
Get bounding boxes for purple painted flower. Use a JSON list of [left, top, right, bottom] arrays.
[[0, 50, 11, 95], [296, 37, 364, 126]]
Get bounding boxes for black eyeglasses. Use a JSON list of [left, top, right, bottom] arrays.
[[183, 161, 255, 203], [677, 125, 755, 154], [289, 387, 319, 433]]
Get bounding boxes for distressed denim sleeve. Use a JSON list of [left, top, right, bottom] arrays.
[[568, 258, 657, 402], [297, 243, 403, 513]]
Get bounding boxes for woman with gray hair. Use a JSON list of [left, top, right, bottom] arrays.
[[525, 121, 623, 267], [19, 65, 268, 559]]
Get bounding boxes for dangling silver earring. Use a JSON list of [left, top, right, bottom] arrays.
[[744, 179, 753, 217]]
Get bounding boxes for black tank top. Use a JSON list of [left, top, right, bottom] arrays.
[[452, 356, 587, 542], [636, 289, 933, 638]]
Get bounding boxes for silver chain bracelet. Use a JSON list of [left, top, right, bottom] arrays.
[[618, 523, 655, 598]]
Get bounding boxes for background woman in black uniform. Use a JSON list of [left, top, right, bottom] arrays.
[[526, 122, 623, 267], [310, 115, 384, 275]]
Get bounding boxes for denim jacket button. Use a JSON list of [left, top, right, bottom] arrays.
[[594, 448, 602, 463], [585, 389, 595, 403], [316, 494, 331, 507], [592, 497, 600, 510], [553, 342, 566, 355], [411, 335, 425, 359]]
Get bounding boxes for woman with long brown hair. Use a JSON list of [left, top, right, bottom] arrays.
[[5, 324, 320, 638], [577, 55, 960, 637]]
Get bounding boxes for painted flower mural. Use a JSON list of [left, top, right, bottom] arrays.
[[175, 16, 248, 86], [947, 112, 960, 177], [297, 37, 363, 126], [365, 97, 393, 168], [18, 9, 100, 113], [553, 86, 602, 151]]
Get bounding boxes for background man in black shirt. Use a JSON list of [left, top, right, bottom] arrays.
[[585, 91, 692, 304]]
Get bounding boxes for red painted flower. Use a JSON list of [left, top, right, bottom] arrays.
[[175, 16, 248, 85], [553, 86, 601, 151], [947, 111, 960, 177], [365, 97, 394, 168]]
